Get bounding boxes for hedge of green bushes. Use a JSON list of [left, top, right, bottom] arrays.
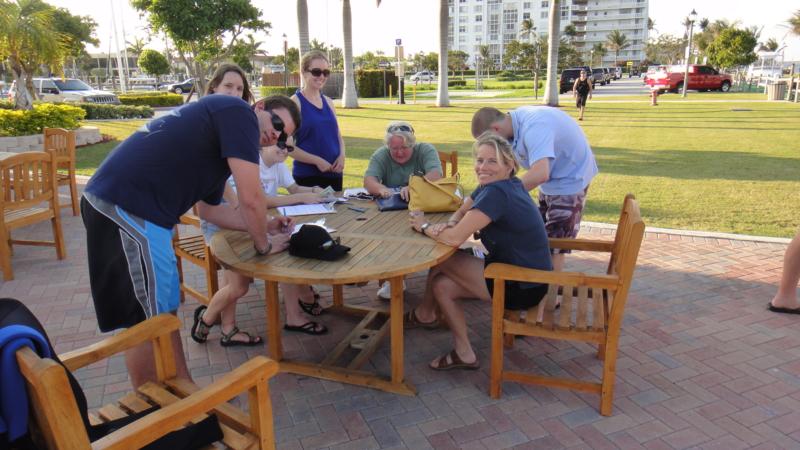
[[0, 103, 85, 137], [0, 100, 13, 110], [260, 86, 299, 96], [356, 70, 399, 98], [118, 92, 184, 107], [74, 103, 154, 120], [448, 79, 467, 87]]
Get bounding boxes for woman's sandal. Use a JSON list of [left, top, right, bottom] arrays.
[[429, 349, 480, 371], [190, 306, 213, 344], [284, 321, 328, 335], [298, 298, 325, 316], [403, 309, 440, 330], [220, 327, 262, 347]]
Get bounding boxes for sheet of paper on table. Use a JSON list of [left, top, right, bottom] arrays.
[[277, 202, 336, 217]]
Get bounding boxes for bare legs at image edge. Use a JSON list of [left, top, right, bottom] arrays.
[[768, 229, 800, 314]]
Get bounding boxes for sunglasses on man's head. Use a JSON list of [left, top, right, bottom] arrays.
[[309, 68, 331, 78], [387, 124, 414, 134]]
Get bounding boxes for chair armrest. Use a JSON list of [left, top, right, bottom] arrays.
[[60, 315, 181, 372], [548, 238, 614, 252], [484, 262, 620, 290], [180, 213, 201, 227], [91, 356, 279, 450]]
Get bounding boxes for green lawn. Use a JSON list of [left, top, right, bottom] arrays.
[[79, 98, 800, 238]]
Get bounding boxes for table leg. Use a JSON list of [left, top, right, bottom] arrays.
[[333, 284, 344, 307], [389, 275, 404, 384], [265, 280, 282, 361]]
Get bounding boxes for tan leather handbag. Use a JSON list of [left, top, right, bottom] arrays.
[[408, 175, 464, 212]]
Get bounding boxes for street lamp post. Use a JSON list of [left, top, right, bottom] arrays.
[[282, 33, 288, 92], [590, 49, 595, 68], [681, 9, 697, 98]]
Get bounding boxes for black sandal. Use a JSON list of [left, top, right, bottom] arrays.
[[298, 298, 325, 316], [220, 327, 262, 347], [284, 321, 328, 335], [190, 306, 213, 343]]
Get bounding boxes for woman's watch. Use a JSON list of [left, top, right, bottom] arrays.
[[420, 222, 431, 234], [254, 239, 272, 255]]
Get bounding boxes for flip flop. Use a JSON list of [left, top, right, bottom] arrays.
[[284, 321, 328, 335], [403, 309, 440, 330], [299, 298, 325, 316], [429, 349, 480, 371], [220, 326, 262, 347], [767, 302, 800, 315]]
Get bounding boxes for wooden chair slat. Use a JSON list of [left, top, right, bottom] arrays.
[[541, 284, 558, 328], [98, 404, 129, 422], [593, 286, 605, 331], [118, 392, 154, 414], [576, 285, 589, 330], [558, 284, 574, 330]]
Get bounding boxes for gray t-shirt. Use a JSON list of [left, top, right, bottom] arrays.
[[364, 142, 442, 187]]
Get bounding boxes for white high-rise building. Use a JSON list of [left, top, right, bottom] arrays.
[[447, 0, 649, 68]]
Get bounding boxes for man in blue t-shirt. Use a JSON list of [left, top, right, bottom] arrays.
[[81, 94, 300, 388], [471, 106, 598, 272]]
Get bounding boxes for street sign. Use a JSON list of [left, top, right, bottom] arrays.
[[395, 62, 405, 77], [395, 38, 402, 46], [626, 61, 633, 67], [394, 46, 404, 61]]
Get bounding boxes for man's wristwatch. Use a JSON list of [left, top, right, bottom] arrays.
[[420, 222, 431, 234], [254, 240, 272, 256]]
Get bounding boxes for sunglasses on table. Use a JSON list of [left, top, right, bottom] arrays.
[[308, 68, 331, 78]]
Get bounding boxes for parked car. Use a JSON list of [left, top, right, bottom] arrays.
[[591, 68, 607, 86], [645, 64, 733, 93], [642, 65, 667, 84], [613, 67, 622, 80], [559, 67, 595, 94], [9, 78, 119, 104], [410, 71, 435, 82], [601, 68, 613, 84], [162, 78, 196, 94]]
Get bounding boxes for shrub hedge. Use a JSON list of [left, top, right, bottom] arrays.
[[448, 79, 467, 87], [0, 103, 85, 137], [356, 70, 398, 98], [0, 100, 13, 110], [118, 93, 184, 107], [260, 86, 299, 96], [75, 103, 154, 120]]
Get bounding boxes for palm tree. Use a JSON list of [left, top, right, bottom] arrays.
[[341, 0, 358, 108], [563, 23, 577, 43], [605, 30, 630, 67], [647, 17, 657, 33], [698, 17, 710, 32], [790, 10, 800, 36], [591, 42, 606, 67], [479, 44, 491, 76], [760, 38, 779, 52], [297, 0, 309, 88], [0, 0, 66, 109], [435, 0, 449, 107], [519, 18, 541, 99], [126, 37, 147, 58], [543, 0, 560, 106]]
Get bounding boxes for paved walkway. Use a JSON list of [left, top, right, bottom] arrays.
[[2, 189, 798, 449]]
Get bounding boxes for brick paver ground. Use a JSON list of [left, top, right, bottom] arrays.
[[2, 185, 798, 449]]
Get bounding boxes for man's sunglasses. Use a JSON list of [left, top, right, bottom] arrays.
[[387, 124, 414, 134], [267, 109, 289, 149], [309, 68, 331, 78]]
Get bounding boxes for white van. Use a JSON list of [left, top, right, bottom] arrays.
[[11, 78, 120, 104]]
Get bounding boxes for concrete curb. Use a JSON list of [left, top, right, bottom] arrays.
[[583, 220, 792, 244]]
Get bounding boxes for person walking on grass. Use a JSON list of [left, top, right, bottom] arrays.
[[768, 229, 800, 315], [573, 70, 593, 121]]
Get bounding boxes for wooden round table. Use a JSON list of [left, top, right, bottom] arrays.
[[211, 200, 455, 395]]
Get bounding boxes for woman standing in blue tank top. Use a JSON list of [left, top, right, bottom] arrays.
[[290, 50, 346, 191]]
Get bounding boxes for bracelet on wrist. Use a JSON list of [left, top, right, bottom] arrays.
[[254, 240, 272, 255]]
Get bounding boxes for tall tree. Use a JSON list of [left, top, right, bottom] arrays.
[[759, 38, 779, 52], [341, 0, 358, 107], [126, 36, 148, 58], [137, 48, 169, 80], [479, 44, 491, 76], [605, 30, 629, 66], [644, 34, 684, 64], [447, 50, 468, 75], [790, 10, 800, 36], [51, 7, 97, 78], [297, 0, 308, 87], [436, 0, 449, 107], [563, 23, 577, 43], [131, 0, 269, 97], [0, 0, 67, 109], [543, 0, 560, 106], [591, 42, 606, 66], [706, 27, 758, 70], [647, 17, 656, 33], [519, 18, 542, 98]]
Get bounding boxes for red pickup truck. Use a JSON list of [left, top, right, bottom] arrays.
[[645, 64, 733, 93]]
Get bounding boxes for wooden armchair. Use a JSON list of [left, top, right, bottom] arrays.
[[437, 150, 459, 177], [485, 194, 644, 416], [173, 209, 219, 305], [0, 152, 66, 281], [16, 314, 279, 449], [43, 128, 79, 216]]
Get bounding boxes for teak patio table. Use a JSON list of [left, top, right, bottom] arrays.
[[211, 201, 455, 395]]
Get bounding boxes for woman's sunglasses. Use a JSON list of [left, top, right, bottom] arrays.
[[309, 68, 331, 78], [387, 124, 414, 134]]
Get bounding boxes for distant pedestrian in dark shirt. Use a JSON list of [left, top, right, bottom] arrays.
[[573, 70, 593, 121]]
